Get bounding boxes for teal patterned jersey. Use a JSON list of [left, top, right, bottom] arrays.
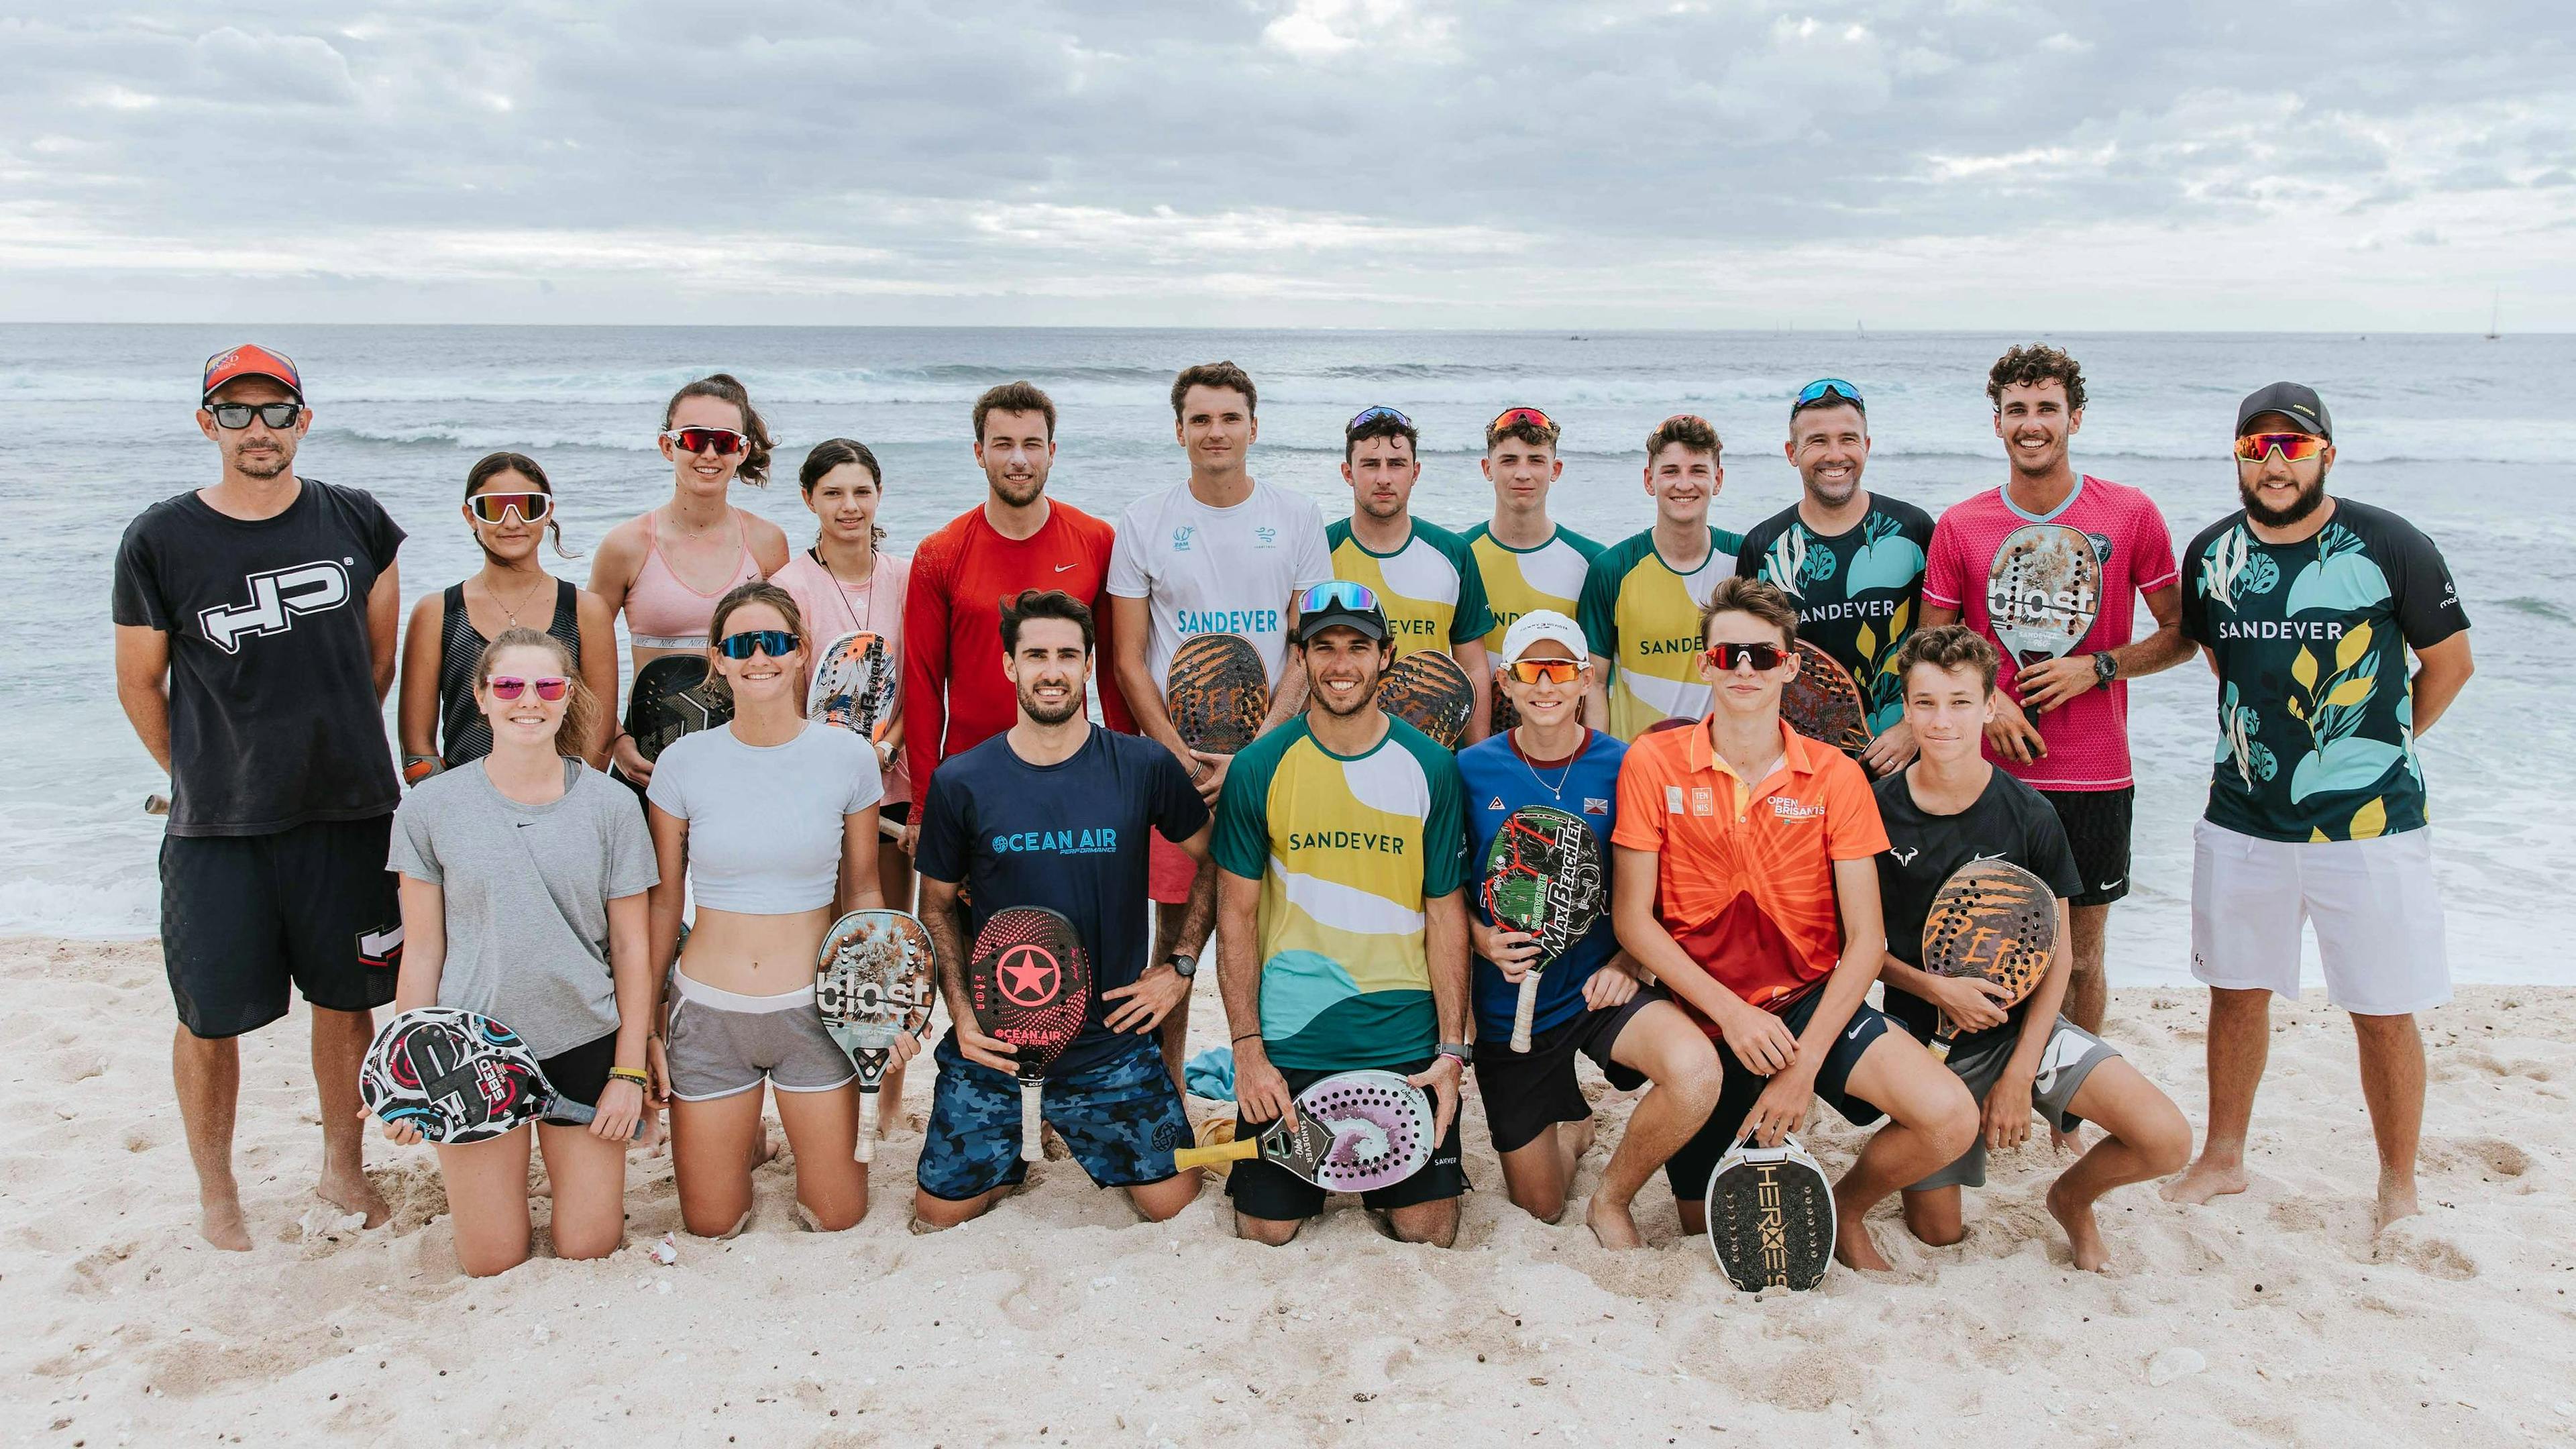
[[1733, 496, 1935, 734]]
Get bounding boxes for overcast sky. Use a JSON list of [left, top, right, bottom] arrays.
[[3, 2, 2569, 331]]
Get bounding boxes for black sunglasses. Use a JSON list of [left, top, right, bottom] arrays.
[[715, 629, 800, 660], [208, 402, 302, 429]]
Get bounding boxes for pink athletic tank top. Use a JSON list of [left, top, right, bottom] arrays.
[[624, 506, 763, 649]]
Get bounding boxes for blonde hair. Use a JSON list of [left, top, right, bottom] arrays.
[[475, 627, 597, 760]]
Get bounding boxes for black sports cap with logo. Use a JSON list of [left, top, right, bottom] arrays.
[[2235, 382, 2332, 442]]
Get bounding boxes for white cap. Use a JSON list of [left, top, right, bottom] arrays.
[[1501, 608, 1589, 664]]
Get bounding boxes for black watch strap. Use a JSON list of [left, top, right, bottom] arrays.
[[1168, 951, 1198, 979], [2094, 651, 2119, 684]]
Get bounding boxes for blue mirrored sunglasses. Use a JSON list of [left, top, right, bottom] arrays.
[[1295, 580, 1382, 615], [1346, 405, 1413, 432], [715, 629, 800, 660], [1795, 378, 1864, 410]]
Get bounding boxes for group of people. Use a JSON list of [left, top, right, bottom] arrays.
[[113, 341, 2471, 1279]]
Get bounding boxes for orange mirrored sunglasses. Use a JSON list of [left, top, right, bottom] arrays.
[[2234, 432, 2328, 464]]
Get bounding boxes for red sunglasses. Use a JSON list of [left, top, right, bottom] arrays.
[[487, 676, 570, 702], [466, 491, 553, 525], [2234, 433, 2327, 464], [1488, 406, 1558, 435], [1705, 642, 1790, 671], [663, 426, 749, 457]]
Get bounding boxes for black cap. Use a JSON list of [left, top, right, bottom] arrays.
[[2236, 382, 2332, 442]]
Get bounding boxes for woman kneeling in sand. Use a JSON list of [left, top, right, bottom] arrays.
[[382, 628, 661, 1276]]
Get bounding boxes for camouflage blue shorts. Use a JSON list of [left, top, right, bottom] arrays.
[[916, 1030, 1191, 1201]]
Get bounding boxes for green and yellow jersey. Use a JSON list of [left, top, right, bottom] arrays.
[[1464, 522, 1604, 657], [1326, 517, 1495, 655], [1210, 715, 1467, 1071], [1576, 525, 1746, 741]]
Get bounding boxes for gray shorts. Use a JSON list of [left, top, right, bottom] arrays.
[[665, 973, 856, 1102], [1912, 1016, 2117, 1191]]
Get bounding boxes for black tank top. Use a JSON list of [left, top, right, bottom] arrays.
[[438, 579, 584, 767]]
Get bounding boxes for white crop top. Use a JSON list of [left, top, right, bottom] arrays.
[[646, 722, 882, 913]]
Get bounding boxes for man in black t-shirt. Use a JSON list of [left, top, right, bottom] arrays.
[[910, 590, 1214, 1230], [111, 345, 407, 1250], [1872, 626, 2190, 1271]]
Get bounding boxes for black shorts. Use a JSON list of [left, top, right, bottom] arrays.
[[160, 816, 402, 1038], [1226, 1059, 1468, 1221], [1666, 986, 1891, 1203], [880, 800, 912, 827], [1472, 994, 1653, 1155], [2040, 786, 2133, 906], [537, 1029, 620, 1110]]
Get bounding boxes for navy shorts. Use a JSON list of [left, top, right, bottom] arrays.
[[1472, 992, 1654, 1155], [2040, 786, 2133, 907], [916, 1030, 1191, 1201], [1666, 986, 1891, 1203], [160, 816, 402, 1039], [1226, 1059, 1468, 1222]]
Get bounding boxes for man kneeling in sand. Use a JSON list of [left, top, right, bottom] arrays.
[[1871, 627, 2190, 1270]]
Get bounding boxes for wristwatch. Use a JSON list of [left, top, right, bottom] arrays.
[[1436, 1041, 1471, 1071], [1167, 951, 1198, 980], [2092, 652, 2120, 686]]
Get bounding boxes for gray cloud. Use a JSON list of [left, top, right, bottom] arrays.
[[1, 2, 2569, 328]]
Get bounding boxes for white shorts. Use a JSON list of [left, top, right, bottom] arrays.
[[2189, 820, 2450, 1015]]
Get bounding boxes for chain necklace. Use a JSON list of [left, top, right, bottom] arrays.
[[811, 545, 877, 634], [487, 570, 550, 629], [1511, 726, 1582, 802]]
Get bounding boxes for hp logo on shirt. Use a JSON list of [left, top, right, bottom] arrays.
[[197, 560, 352, 654]]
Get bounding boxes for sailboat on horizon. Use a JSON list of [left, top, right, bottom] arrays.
[[2487, 289, 2501, 341]]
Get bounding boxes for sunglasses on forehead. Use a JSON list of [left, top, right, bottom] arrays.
[[663, 426, 749, 457], [1346, 406, 1413, 433], [2233, 432, 2328, 464], [466, 491, 553, 525], [1705, 641, 1791, 671], [1295, 579, 1382, 614], [1488, 406, 1558, 435], [1794, 378, 1864, 410]]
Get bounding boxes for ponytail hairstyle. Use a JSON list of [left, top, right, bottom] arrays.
[[663, 372, 774, 486], [474, 627, 598, 761], [798, 437, 888, 548], [464, 451, 577, 557]]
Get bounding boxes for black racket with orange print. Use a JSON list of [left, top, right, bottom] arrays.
[[1780, 641, 1873, 757], [1165, 633, 1271, 757], [1920, 859, 2057, 1062], [967, 906, 1092, 1162], [1379, 649, 1474, 748]]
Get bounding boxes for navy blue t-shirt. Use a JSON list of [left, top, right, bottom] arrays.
[[914, 724, 1209, 1075], [1458, 729, 1626, 1041]]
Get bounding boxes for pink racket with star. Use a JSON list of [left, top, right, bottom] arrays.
[[966, 906, 1092, 1162]]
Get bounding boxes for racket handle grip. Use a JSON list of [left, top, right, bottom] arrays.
[[857, 1083, 878, 1163], [1172, 1137, 1260, 1171], [1931, 1018, 1957, 1065], [1510, 971, 1540, 1053], [1019, 1081, 1044, 1163]]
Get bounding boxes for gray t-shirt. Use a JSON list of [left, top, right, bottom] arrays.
[[388, 758, 658, 1058]]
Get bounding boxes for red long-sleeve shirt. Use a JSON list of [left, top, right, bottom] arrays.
[[902, 500, 1132, 792]]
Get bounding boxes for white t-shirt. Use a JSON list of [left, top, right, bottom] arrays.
[[646, 722, 882, 914], [1106, 478, 1334, 688]]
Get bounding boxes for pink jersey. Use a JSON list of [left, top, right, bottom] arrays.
[[1922, 476, 2177, 792]]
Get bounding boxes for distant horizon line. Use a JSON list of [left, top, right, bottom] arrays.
[[0, 321, 2562, 339]]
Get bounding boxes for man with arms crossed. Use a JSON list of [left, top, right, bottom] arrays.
[[1874, 625, 2191, 1271], [112, 346, 407, 1248], [1328, 406, 1497, 743], [2165, 384, 2473, 1229], [1108, 362, 1335, 1086], [1736, 379, 1935, 775], [1580, 415, 1745, 741], [1611, 578, 1975, 1271], [1466, 407, 1603, 731], [1214, 583, 1472, 1246], [904, 382, 1131, 832], [1921, 345, 2194, 1036], [1459, 611, 1719, 1247], [912, 592, 1215, 1228]]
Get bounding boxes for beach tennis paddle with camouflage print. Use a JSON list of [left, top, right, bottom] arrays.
[[625, 655, 733, 763], [967, 906, 1091, 1163], [808, 630, 898, 741], [816, 908, 937, 1163], [1705, 1132, 1837, 1292], [1379, 648, 1474, 748], [1165, 633, 1271, 757], [1920, 858, 2057, 1063], [1171, 1069, 1436, 1191], [1780, 641, 1874, 757], [1481, 804, 1607, 1052]]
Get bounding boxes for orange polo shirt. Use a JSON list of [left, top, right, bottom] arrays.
[[1612, 718, 1888, 1027]]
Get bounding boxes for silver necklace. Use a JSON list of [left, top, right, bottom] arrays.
[[1513, 728, 1581, 801]]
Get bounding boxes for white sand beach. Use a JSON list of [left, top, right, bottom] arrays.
[[5, 935, 2571, 1446]]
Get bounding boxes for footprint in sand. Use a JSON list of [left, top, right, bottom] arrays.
[[2375, 1229, 2477, 1281]]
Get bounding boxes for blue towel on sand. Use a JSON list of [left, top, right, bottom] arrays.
[[1183, 1046, 1235, 1102]]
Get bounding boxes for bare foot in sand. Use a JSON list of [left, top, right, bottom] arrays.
[[2160, 1155, 2247, 1206], [2374, 1170, 2418, 1232], [1831, 1185, 1892, 1272], [1585, 1195, 1643, 1250], [199, 1185, 252, 1251], [318, 1167, 390, 1228], [2047, 1177, 2110, 1272]]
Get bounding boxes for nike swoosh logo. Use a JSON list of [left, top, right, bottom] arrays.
[[1846, 1022, 1867, 1040], [1055, 564, 1077, 573], [2099, 877, 2123, 891]]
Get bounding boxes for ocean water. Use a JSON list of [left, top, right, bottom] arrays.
[[7, 325, 2569, 987]]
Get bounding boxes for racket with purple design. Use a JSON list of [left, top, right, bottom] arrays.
[[1169, 1069, 1435, 1191], [967, 906, 1091, 1162], [808, 631, 897, 740], [361, 1007, 639, 1144], [1920, 858, 2057, 1063], [1780, 641, 1873, 757], [1379, 648, 1474, 748], [1481, 804, 1607, 1052], [816, 908, 937, 1163], [1165, 633, 1271, 757]]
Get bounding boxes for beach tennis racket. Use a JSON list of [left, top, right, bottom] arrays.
[[1780, 641, 1874, 757], [1705, 1132, 1836, 1292], [1480, 804, 1607, 1053], [816, 908, 937, 1163], [1986, 523, 2106, 667], [1171, 1069, 1436, 1192], [625, 655, 733, 762], [362, 1007, 639, 1144], [1165, 633, 1271, 757], [1643, 714, 1697, 735], [1379, 649, 1474, 748], [1489, 683, 1521, 737], [808, 630, 898, 741], [1920, 858, 2057, 1063], [966, 906, 1091, 1163]]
